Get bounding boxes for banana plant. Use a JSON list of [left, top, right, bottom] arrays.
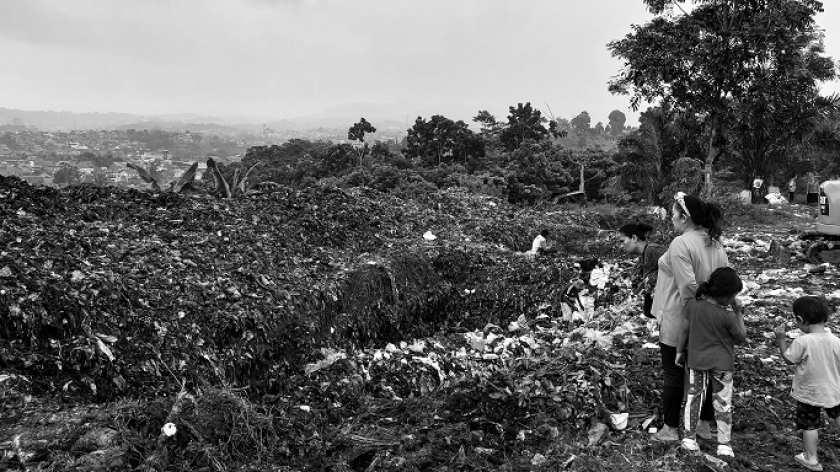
[[126, 162, 198, 193], [206, 158, 262, 198]]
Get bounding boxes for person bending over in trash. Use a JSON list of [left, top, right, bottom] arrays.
[[529, 229, 557, 256], [562, 278, 585, 310], [618, 222, 666, 318], [774, 296, 840, 472]]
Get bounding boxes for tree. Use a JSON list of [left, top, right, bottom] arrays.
[[473, 110, 502, 142], [612, 104, 704, 204], [608, 110, 627, 138], [776, 95, 840, 183], [499, 102, 549, 151], [608, 0, 836, 195], [316, 144, 357, 177], [507, 141, 572, 190], [404, 115, 484, 167], [570, 111, 592, 147], [728, 87, 840, 187], [348, 117, 377, 165], [570, 111, 591, 136], [53, 166, 81, 186]]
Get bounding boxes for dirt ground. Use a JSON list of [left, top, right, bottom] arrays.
[[3, 202, 840, 472]]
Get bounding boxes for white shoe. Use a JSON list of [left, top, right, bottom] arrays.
[[717, 444, 734, 457], [681, 438, 699, 452]]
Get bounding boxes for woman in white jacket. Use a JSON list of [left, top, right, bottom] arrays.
[[651, 192, 729, 442]]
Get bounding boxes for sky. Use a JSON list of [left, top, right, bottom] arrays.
[[1, 0, 839, 127]]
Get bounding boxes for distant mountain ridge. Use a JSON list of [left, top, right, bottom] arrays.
[[0, 105, 429, 133]]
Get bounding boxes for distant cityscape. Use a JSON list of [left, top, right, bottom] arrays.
[[0, 122, 405, 188]]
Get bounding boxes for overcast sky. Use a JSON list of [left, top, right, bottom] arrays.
[[1, 0, 839, 126]]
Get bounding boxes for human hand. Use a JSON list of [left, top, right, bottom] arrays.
[[730, 298, 743, 313], [675, 352, 686, 368], [774, 324, 787, 339]]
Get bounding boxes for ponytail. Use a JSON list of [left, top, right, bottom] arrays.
[[703, 202, 723, 243], [683, 194, 724, 243]]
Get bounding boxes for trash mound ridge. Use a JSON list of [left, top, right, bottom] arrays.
[[0, 176, 612, 399]]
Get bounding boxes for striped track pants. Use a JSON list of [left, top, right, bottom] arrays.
[[684, 368, 733, 444]]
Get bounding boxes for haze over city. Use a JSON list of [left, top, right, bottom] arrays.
[[3, 0, 839, 128]]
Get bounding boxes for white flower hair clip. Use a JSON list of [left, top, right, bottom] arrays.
[[674, 191, 691, 218]]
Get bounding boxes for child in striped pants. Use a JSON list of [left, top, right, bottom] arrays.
[[675, 267, 747, 458]]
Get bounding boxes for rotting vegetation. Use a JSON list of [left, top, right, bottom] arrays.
[[2, 176, 840, 471]]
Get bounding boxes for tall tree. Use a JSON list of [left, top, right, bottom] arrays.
[[608, 0, 835, 195], [473, 110, 503, 146], [608, 110, 627, 138], [499, 102, 549, 151], [348, 117, 377, 165], [570, 111, 592, 147]]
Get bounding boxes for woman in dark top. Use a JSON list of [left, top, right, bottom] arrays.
[[619, 222, 666, 318]]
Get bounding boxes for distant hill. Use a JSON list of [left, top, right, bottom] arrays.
[[0, 107, 146, 131], [0, 104, 442, 134]]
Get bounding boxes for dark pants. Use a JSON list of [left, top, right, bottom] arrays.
[[660, 343, 714, 428], [807, 192, 818, 204], [789, 192, 795, 202], [643, 293, 654, 319]]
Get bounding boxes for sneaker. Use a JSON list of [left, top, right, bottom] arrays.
[[794, 452, 823, 471], [652, 426, 679, 442], [717, 444, 734, 458], [681, 438, 700, 452]]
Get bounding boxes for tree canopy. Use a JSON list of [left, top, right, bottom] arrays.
[[404, 115, 484, 167], [348, 118, 376, 144], [499, 103, 549, 151], [608, 0, 836, 191]]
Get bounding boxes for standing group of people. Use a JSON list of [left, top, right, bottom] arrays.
[[617, 192, 840, 469], [786, 174, 823, 205]]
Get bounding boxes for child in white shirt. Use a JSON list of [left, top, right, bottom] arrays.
[[775, 296, 840, 471]]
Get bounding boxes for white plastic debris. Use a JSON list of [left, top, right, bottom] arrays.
[[162, 422, 177, 437], [646, 206, 667, 220], [422, 231, 437, 241], [407, 340, 426, 354], [765, 192, 788, 205], [589, 264, 611, 289], [610, 413, 629, 430]]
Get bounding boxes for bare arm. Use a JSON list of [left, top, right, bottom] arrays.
[[774, 325, 797, 365], [731, 299, 747, 344], [675, 317, 689, 367]]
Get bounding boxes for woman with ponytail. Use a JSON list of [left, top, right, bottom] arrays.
[[650, 192, 729, 443]]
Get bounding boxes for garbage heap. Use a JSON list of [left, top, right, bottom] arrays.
[[0, 176, 622, 398]]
